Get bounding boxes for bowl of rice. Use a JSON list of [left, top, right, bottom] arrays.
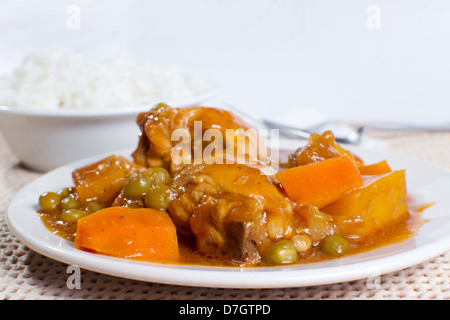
[[0, 49, 218, 172]]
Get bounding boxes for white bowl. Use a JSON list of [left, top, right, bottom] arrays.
[[0, 90, 218, 172]]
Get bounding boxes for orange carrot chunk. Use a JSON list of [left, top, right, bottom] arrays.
[[74, 207, 179, 263], [276, 155, 363, 208], [358, 160, 392, 176]]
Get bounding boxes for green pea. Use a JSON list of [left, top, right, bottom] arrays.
[[86, 202, 104, 213], [39, 192, 61, 211], [144, 185, 173, 211], [124, 173, 151, 199], [320, 235, 349, 256], [57, 187, 71, 198], [60, 196, 80, 210], [152, 103, 167, 112], [264, 240, 298, 265], [148, 167, 171, 187], [60, 209, 87, 223]]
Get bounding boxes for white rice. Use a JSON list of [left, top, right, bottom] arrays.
[[0, 48, 214, 110]]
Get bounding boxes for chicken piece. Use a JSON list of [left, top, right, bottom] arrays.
[[289, 130, 364, 167], [132, 104, 262, 174], [168, 161, 301, 265]]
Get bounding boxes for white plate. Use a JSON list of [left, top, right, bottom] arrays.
[[5, 147, 450, 288]]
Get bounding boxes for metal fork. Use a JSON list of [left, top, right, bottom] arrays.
[[223, 102, 366, 145], [262, 119, 366, 145]]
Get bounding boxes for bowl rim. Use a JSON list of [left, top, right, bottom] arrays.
[[0, 86, 219, 118], [0, 104, 155, 118]]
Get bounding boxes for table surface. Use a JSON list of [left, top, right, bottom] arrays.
[[1, 129, 449, 300]]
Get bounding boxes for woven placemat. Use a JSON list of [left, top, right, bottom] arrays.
[[0, 129, 449, 300]]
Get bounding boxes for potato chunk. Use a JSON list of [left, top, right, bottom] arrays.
[[72, 155, 142, 206], [321, 170, 409, 238]]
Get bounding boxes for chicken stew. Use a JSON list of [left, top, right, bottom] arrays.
[[38, 104, 420, 267]]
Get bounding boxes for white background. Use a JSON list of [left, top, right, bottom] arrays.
[[1, 0, 449, 125]]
